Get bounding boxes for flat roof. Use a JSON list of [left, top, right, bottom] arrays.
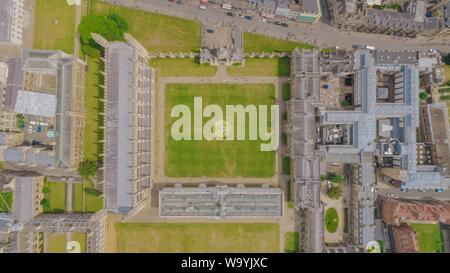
[[14, 90, 56, 118], [159, 186, 283, 217]]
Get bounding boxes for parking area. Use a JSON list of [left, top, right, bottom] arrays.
[[23, 115, 55, 145]]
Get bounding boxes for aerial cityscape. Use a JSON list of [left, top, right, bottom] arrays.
[[1, 0, 450, 257]]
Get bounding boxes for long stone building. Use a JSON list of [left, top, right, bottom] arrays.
[[92, 33, 154, 215]]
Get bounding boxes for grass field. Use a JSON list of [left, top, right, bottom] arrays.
[[325, 208, 339, 233], [244, 32, 315, 53], [84, 58, 104, 161], [150, 58, 217, 77], [0, 192, 12, 212], [83, 179, 103, 212], [46, 233, 67, 253], [43, 181, 66, 213], [410, 223, 445, 253], [71, 179, 103, 213], [284, 232, 299, 253], [33, 0, 76, 53], [227, 58, 290, 77], [165, 84, 276, 177], [92, 1, 201, 52], [115, 223, 279, 253], [72, 183, 83, 212], [72, 233, 87, 253]]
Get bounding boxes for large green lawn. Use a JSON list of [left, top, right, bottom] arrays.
[[325, 208, 339, 233], [115, 223, 279, 253], [46, 233, 67, 253], [43, 181, 66, 213], [227, 58, 290, 77], [92, 1, 201, 52], [410, 223, 445, 253], [150, 58, 217, 77], [33, 0, 76, 53], [244, 32, 315, 53], [165, 84, 276, 177], [72, 233, 87, 253]]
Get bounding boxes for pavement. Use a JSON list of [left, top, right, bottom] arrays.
[[377, 186, 450, 201], [107, 0, 450, 53]]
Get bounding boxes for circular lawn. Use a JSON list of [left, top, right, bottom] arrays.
[[325, 208, 339, 233]]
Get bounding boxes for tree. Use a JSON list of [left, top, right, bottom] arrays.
[[443, 53, 450, 65], [328, 172, 345, 184], [40, 198, 51, 211], [78, 160, 98, 179], [78, 14, 128, 57], [419, 91, 428, 101], [107, 13, 128, 33], [327, 185, 343, 200], [42, 186, 50, 194], [340, 99, 350, 107]]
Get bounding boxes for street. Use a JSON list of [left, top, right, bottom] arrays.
[[108, 0, 450, 53]]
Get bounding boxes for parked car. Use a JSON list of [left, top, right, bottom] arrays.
[[400, 188, 410, 192], [436, 188, 444, 193], [244, 15, 252, 20], [280, 22, 289, 27], [199, 5, 206, 10], [386, 193, 397, 198], [226, 12, 234, 17], [176, 0, 183, 5], [206, 29, 214, 33], [417, 188, 427, 193]]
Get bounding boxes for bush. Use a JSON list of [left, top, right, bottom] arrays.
[[282, 83, 291, 101], [42, 186, 50, 194], [328, 172, 345, 184], [419, 91, 428, 101], [78, 14, 128, 57], [327, 185, 343, 200], [340, 99, 350, 107], [282, 157, 291, 175], [40, 198, 51, 211], [78, 160, 98, 179]]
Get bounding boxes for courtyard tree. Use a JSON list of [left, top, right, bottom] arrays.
[[419, 91, 428, 101], [78, 14, 129, 57], [327, 185, 343, 200], [78, 160, 98, 179]]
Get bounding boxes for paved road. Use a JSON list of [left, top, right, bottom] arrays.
[[108, 0, 450, 53], [378, 187, 450, 201]]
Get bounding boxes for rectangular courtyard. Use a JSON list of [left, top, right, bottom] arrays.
[[165, 83, 277, 178]]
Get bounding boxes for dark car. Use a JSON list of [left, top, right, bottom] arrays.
[[176, 0, 183, 4], [280, 22, 289, 27], [206, 29, 214, 33], [226, 12, 234, 17], [244, 15, 252, 20]]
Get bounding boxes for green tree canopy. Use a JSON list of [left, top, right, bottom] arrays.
[[78, 160, 98, 179], [78, 14, 128, 57], [327, 185, 343, 200], [419, 91, 428, 101]]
